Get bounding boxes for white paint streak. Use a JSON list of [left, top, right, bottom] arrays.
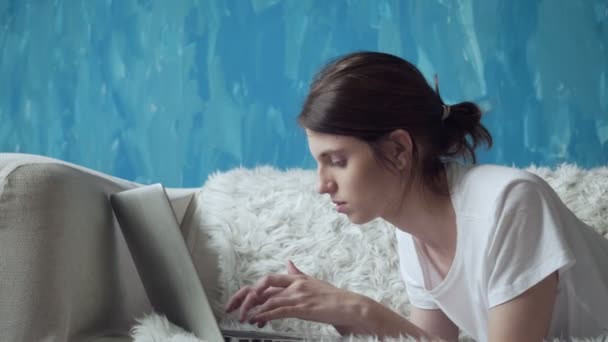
[[457, 0, 487, 95]]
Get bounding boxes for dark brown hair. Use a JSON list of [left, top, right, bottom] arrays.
[[298, 51, 492, 196]]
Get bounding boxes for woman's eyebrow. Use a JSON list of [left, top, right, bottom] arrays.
[[318, 149, 346, 159]]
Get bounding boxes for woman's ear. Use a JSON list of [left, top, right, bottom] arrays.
[[387, 129, 412, 170]]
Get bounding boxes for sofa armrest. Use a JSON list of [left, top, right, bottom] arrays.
[[0, 153, 196, 341]]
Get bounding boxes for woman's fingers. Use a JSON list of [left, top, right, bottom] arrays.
[[239, 275, 301, 321], [238, 289, 262, 321], [226, 274, 294, 311], [287, 260, 305, 275], [225, 285, 255, 313], [252, 304, 304, 324], [225, 272, 308, 322], [250, 295, 299, 323], [259, 286, 283, 302], [239, 286, 284, 323], [254, 274, 302, 295], [241, 286, 283, 319]]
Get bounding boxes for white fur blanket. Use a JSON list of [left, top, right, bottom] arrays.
[[131, 164, 608, 341]]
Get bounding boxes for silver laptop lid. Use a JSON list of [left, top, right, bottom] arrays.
[[110, 184, 223, 342]]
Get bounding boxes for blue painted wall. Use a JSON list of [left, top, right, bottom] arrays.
[[1, 1, 607, 187]]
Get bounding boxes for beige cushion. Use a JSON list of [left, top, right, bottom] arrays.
[[0, 153, 197, 341]]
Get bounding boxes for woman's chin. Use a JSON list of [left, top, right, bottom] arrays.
[[345, 212, 375, 225]]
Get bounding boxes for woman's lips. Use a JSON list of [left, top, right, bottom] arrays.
[[333, 201, 347, 213]]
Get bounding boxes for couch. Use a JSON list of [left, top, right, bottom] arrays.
[[0, 153, 197, 341], [1, 153, 607, 342]]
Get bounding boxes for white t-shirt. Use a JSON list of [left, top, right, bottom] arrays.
[[396, 162, 608, 341]]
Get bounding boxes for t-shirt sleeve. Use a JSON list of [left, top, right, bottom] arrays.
[[395, 230, 439, 310], [486, 179, 576, 308]]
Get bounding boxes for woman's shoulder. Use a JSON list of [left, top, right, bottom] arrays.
[[466, 162, 534, 178], [449, 162, 550, 215], [457, 163, 544, 189]]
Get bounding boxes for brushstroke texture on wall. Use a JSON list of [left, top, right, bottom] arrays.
[[1, 0, 607, 186]]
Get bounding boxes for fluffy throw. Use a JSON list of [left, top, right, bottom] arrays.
[[132, 164, 608, 341]]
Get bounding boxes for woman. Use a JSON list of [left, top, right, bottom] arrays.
[[225, 51, 608, 341]]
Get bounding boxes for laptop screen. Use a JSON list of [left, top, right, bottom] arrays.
[[110, 184, 224, 342]]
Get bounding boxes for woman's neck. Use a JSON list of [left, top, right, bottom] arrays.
[[384, 173, 457, 256]]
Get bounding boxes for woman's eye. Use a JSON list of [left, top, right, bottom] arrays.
[[331, 159, 347, 167]]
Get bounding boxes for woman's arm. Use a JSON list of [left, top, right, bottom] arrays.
[[488, 272, 558, 341], [349, 295, 453, 340], [409, 307, 459, 341], [318, 292, 433, 339], [225, 261, 440, 339]]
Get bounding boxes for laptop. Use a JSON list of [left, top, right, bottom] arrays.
[[109, 184, 311, 342]]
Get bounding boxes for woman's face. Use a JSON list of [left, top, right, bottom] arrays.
[[306, 129, 405, 224]]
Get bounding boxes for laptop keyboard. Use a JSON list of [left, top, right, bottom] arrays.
[[221, 330, 305, 342], [224, 338, 295, 342], [223, 336, 304, 342]]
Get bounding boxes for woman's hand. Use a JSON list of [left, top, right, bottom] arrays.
[[224, 260, 366, 330]]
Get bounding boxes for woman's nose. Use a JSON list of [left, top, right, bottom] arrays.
[[317, 167, 336, 194], [318, 178, 336, 194]]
